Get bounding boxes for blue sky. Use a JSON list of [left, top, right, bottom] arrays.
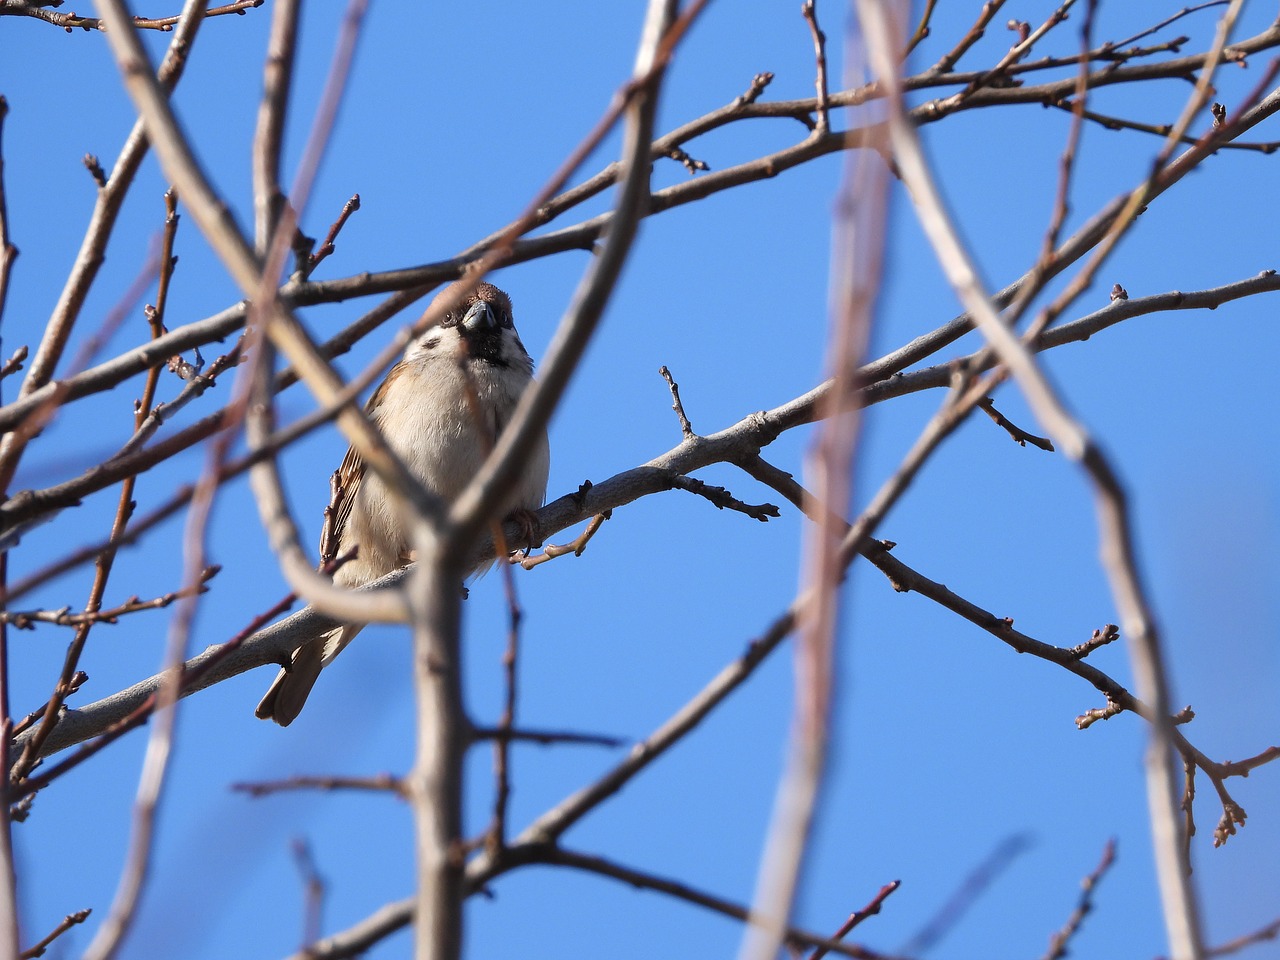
[[0, 2, 1278, 958]]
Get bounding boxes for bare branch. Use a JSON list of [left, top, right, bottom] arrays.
[[658, 365, 695, 440], [19, 909, 91, 960], [801, 1, 830, 134], [808, 881, 901, 960], [979, 397, 1055, 451], [0, 0, 261, 31], [668, 474, 779, 521], [233, 773, 403, 798], [305, 193, 361, 277]]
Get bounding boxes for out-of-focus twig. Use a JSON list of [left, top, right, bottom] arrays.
[[1041, 838, 1117, 960], [252, 0, 299, 253]]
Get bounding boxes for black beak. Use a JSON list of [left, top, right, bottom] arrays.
[[461, 300, 497, 334]]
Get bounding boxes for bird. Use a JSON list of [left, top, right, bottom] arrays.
[[255, 281, 550, 726]]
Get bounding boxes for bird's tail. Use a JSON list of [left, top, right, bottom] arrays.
[[255, 623, 362, 726]]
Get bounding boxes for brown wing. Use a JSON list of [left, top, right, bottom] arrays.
[[320, 444, 365, 565], [320, 367, 400, 565]]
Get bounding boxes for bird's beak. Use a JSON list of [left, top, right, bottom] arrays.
[[461, 300, 497, 333]]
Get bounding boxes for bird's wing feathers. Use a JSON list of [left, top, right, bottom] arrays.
[[324, 443, 365, 562], [320, 369, 400, 562]]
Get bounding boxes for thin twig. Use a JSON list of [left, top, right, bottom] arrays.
[[12, 671, 88, 738], [0, 92, 18, 960], [808, 881, 901, 960], [669, 475, 779, 521], [1112, 2, 1230, 50], [471, 726, 624, 748], [0, 347, 25, 382], [979, 397, 1055, 451], [306, 193, 361, 277], [658, 365, 695, 439], [1205, 915, 1280, 958], [19, 909, 91, 959], [542, 847, 885, 960], [486, 544, 524, 858], [801, 1, 830, 133], [928, 0, 1006, 75], [233, 773, 403, 797], [902, 0, 936, 59], [1068, 623, 1119, 659], [1041, 838, 1117, 960], [1, 0, 263, 31]]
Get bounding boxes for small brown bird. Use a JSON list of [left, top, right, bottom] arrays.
[[256, 282, 550, 726]]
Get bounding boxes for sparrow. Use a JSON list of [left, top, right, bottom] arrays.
[[255, 282, 550, 726]]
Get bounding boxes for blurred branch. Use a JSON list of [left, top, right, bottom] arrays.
[[858, 4, 1269, 951], [290, 840, 327, 951], [485, 558, 523, 858], [743, 6, 885, 945], [83, 330, 234, 960], [1041, 838, 1117, 960], [1205, 915, 1280, 958], [252, 0, 299, 253], [899, 833, 1032, 955]]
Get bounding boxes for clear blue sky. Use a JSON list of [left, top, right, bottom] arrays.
[[0, 3, 1277, 958]]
